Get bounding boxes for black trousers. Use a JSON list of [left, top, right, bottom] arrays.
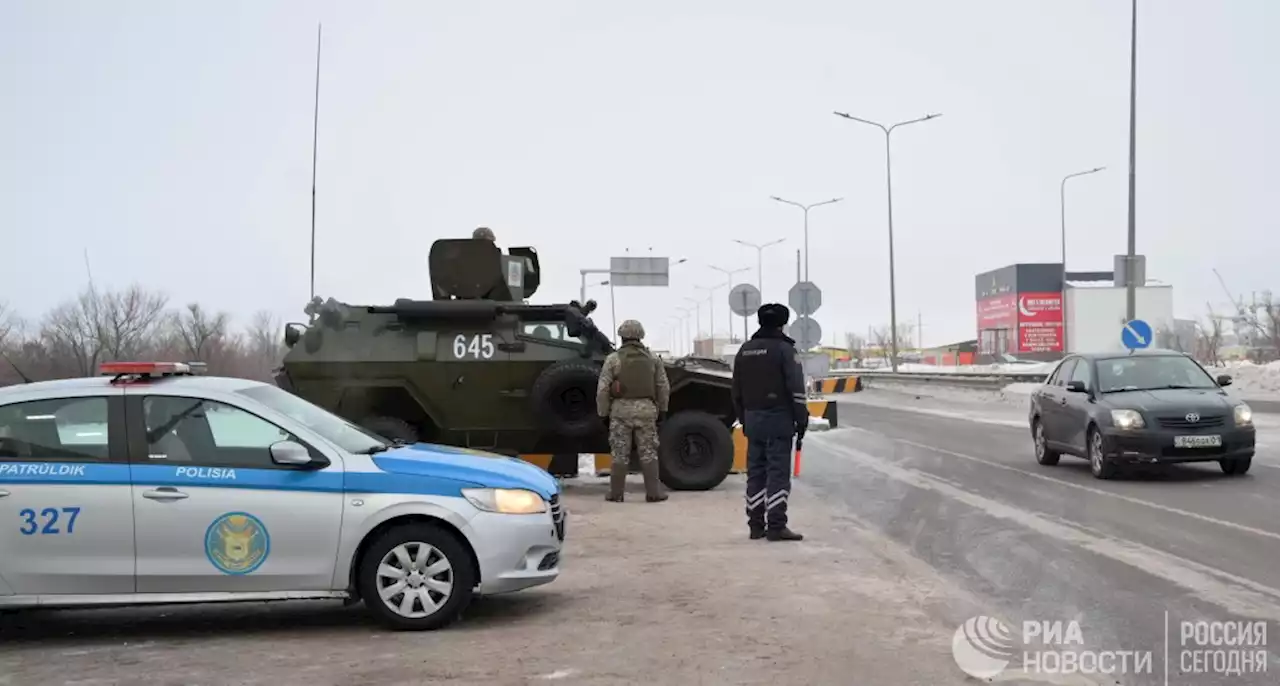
[[743, 408, 794, 530]]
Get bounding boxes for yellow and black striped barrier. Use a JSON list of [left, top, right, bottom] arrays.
[[812, 376, 862, 394], [730, 399, 835, 472]]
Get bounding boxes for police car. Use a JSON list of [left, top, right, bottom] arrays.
[[0, 362, 565, 630]]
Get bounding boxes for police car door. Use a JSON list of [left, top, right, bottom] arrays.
[[0, 387, 135, 596], [127, 391, 343, 594]]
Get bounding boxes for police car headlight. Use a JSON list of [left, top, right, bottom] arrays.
[[461, 488, 547, 514], [1235, 403, 1253, 427]]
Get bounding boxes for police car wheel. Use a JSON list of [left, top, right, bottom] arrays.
[[358, 523, 475, 631]]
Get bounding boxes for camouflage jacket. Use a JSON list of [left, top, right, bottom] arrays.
[[596, 346, 670, 417]]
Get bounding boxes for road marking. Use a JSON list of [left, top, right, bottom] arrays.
[[815, 430, 1280, 542], [810, 437, 1280, 620]]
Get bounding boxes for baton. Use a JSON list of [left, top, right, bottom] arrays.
[[793, 435, 804, 478]]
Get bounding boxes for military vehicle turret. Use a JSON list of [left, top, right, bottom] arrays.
[[276, 237, 736, 490]]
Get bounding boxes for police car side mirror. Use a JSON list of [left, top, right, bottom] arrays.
[[1217, 374, 1232, 387], [270, 440, 321, 468]]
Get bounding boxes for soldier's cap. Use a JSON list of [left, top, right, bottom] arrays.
[[757, 303, 789, 328], [472, 227, 495, 241]]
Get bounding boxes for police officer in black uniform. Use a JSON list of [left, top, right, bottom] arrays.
[[732, 303, 807, 541]]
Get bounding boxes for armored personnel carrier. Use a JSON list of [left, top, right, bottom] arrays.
[[276, 237, 737, 490]]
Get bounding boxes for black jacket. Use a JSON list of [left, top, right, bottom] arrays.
[[731, 328, 808, 425]]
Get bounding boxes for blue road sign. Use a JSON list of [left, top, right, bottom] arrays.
[[1121, 319, 1153, 350]]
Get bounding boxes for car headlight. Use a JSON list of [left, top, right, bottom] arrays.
[[1110, 409, 1145, 430], [1234, 403, 1253, 427], [461, 488, 547, 514]]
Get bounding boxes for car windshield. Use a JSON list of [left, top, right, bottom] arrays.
[[1095, 355, 1219, 393], [237, 385, 389, 454]]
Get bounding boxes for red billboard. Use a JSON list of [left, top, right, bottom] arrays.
[[977, 294, 1017, 330], [1016, 292, 1063, 352]]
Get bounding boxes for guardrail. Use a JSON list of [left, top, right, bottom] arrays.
[[821, 369, 1280, 413], [828, 369, 1048, 386]]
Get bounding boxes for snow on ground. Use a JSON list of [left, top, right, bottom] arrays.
[[848, 359, 1280, 400]]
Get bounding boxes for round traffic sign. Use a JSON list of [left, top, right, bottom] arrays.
[[789, 316, 822, 351], [1121, 319, 1153, 350], [788, 281, 822, 316], [728, 283, 762, 317]]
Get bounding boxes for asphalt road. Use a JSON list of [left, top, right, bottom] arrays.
[[800, 392, 1280, 685]]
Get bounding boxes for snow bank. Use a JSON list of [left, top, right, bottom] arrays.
[[1206, 360, 1280, 398]]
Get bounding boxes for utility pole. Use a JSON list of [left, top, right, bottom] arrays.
[[1125, 0, 1139, 321]]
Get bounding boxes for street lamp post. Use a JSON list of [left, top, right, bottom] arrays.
[[833, 109, 941, 373], [710, 265, 751, 341], [1060, 167, 1106, 353], [769, 197, 842, 283], [1125, 0, 1139, 321], [694, 284, 725, 342], [683, 296, 703, 340], [731, 238, 785, 297]]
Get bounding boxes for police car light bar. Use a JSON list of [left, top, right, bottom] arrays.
[[99, 362, 192, 377]]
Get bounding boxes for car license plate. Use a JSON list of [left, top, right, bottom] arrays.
[[1174, 435, 1222, 448]]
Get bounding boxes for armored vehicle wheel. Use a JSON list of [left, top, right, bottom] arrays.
[[658, 410, 733, 491], [531, 360, 601, 438], [361, 416, 419, 444]]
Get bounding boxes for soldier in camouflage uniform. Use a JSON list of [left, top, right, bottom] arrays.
[[472, 227, 496, 241], [596, 319, 670, 503]]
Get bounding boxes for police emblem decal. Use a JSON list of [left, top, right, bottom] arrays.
[[204, 512, 270, 575]]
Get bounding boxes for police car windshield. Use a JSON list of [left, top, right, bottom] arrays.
[[237, 385, 389, 454]]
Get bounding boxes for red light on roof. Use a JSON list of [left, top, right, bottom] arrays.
[[99, 362, 192, 377]]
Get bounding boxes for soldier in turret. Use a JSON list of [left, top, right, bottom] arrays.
[[472, 227, 495, 242], [596, 319, 670, 503]]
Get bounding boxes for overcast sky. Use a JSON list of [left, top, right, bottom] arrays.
[[2, 0, 1276, 350]]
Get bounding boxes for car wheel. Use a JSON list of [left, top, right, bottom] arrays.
[[657, 410, 734, 491], [1088, 427, 1116, 480], [357, 523, 476, 631], [1033, 419, 1060, 466], [1220, 458, 1252, 476]]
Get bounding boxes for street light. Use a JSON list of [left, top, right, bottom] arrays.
[[732, 238, 785, 296], [769, 197, 842, 284], [1124, 0, 1139, 321], [1060, 166, 1106, 353], [833, 109, 942, 373], [695, 283, 729, 341], [683, 296, 704, 340], [710, 265, 751, 341]]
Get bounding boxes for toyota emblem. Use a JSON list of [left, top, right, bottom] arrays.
[[1185, 413, 1200, 423]]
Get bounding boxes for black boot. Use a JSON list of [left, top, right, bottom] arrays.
[[767, 527, 804, 542], [749, 527, 766, 540]]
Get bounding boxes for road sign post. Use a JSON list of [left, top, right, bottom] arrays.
[[1121, 319, 1152, 350], [728, 283, 762, 342]]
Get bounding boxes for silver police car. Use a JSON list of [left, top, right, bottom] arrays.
[[0, 362, 565, 630]]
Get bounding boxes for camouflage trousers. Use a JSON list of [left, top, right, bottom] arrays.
[[608, 399, 659, 465]]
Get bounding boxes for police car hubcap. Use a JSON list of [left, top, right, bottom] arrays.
[[377, 542, 453, 618]]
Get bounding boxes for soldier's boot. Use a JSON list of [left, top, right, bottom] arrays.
[[640, 460, 667, 503], [766, 527, 804, 542], [605, 466, 627, 502]]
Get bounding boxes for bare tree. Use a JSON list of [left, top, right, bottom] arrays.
[[244, 310, 286, 380], [844, 332, 866, 367], [0, 301, 20, 350], [101, 285, 169, 360], [174, 303, 230, 361], [870, 326, 892, 364], [39, 290, 108, 377], [1196, 308, 1225, 367]]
